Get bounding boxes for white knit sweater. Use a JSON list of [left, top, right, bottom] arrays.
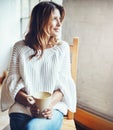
[[1, 40, 77, 115]]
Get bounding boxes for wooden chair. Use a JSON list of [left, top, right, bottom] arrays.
[[61, 37, 79, 130]]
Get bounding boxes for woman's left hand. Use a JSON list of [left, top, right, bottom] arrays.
[[41, 89, 63, 119], [42, 108, 53, 119]]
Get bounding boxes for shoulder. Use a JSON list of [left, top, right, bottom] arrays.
[[58, 40, 70, 52], [13, 40, 25, 50], [13, 40, 30, 54], [58, 40, 69, 46], [11, 40, 28, 57]]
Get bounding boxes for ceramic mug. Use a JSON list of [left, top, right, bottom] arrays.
[[27, 92, 51, 117]]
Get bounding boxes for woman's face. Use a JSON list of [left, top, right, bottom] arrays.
[[46, 8, 62, 37]]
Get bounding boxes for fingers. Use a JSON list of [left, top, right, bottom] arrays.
[[30, 104, 39, 117], [30, 105, 53, 119], [42, 108, 53, 119], [27, 96, 35, 106]]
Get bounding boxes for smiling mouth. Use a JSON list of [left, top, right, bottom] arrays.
[[54, 28, 60, 32]]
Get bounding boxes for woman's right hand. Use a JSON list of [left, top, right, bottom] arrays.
[[30, 103, 40, 117], [15, 90, 40, 117], [27, 96, 39, 117]]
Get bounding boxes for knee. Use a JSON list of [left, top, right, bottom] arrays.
[[24, 120, 36, 130], [24, 119, 47, 130]]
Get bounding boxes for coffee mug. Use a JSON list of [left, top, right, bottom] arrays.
[[27, 92, 51, 117]]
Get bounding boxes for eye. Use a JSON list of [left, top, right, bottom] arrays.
[[52, 17, 57, 21], [59, 17, 62, 22], [52, 17, 62, 23]]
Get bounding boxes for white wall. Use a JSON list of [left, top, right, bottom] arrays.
[[63, 0, 113, 121], [0, 0, 20, 75]]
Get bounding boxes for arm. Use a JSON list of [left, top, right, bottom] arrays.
[[15, 89, 63, 107], [49, 89, 63, 108], [15, 89, 38, 117], [55, 42, 76, 113], [1, 43, 25, 111], [15, 89, 63, 118], [15, 89, 34, 107]]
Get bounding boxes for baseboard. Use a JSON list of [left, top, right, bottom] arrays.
[[74, 108, 113, 130]]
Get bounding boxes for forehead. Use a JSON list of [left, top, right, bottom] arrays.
[[50, 8, 61, 17]]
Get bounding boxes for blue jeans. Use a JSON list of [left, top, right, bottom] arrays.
[[9, 110, 63, 130]]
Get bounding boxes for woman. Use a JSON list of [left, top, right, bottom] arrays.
[[1, 1, 76, 130]]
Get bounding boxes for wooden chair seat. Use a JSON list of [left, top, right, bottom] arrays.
[[61, 118, 76, 130]]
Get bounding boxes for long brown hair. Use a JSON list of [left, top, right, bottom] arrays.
[[24, 1, 65, 59]]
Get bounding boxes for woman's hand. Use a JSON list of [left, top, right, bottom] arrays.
[[30, 103, 39, 117], [41, 89, 63, 119], [26, 96, 39, 117], [15, 89, 62, 119], [42, 108, 53, 119], [39, 89, 63, 119], [27, 96, 53, 118], [30, 105, 53, 119]]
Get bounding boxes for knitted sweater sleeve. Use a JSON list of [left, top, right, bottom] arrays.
[[56, 43, 77, 112], [1, 43, 25, 111]]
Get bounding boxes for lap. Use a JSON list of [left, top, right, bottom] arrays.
[[9, 112, 31, 130], [9, 110, 63, 130]]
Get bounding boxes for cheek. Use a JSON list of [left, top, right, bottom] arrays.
[[49, 21, 56, 28], [50, 26, 54, 31], [47, 20, 56, 32], [48, 25, 55, 33], [45, 22, 56, 35]]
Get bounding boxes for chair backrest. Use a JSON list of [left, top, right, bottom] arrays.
[[67, 37, 79, 119]]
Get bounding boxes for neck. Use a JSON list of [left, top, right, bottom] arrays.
[[45, 37, 56, 48]]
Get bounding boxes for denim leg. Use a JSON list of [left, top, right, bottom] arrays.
[[9, 113, 32, 130], [24, 110, 64, 130]]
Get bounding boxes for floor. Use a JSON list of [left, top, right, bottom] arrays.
[[0, 86, 9, 130], [75, 121, 92, 130]]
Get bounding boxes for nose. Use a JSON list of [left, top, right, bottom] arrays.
[[57, 19, 61, 27]]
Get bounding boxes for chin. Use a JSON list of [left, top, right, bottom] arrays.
[[52, 35, 61, 39], [52, 33, 61, 37]]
